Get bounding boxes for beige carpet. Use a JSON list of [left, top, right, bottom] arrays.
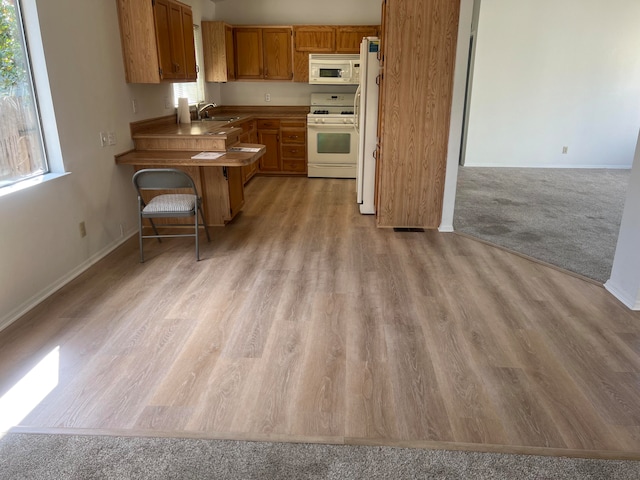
[[1, 433, 640, 479], [454, 167, 630, 283]]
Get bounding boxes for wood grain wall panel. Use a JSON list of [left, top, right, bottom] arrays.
[[376, 0, 460, 228]]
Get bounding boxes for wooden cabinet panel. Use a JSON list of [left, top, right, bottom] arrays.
[[202, 21, 235, 82], [181, 7, 197, 80], [376, 0, 460, 228], [280, 119, 306, 174], [226, 167, 244, 219], [153, 0, 175, 79], [256, 117, 306, 175], [336, 26, 379, 53], [117, 0, 196, 83], [294, 26, 335, 52], [263, 28, 293, 80], [258, 129, 281, 172], [154, 0, 195, 80], [234, 28, 264, 79], [257, 119, 281, 130], [116, 0, 160, 83], [292, 24, 380, 81]]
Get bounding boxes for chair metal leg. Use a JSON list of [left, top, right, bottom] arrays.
[[195, 211, 200, 261], [138, 210, 144, 263], [199, 206, 211, 242], [148, 218, 161, 243]]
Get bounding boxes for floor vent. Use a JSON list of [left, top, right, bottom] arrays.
[[393, 228, 426, 233]]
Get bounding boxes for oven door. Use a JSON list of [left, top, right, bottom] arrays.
[[307, 123, 358, 165], [307, 123, 358, 178]]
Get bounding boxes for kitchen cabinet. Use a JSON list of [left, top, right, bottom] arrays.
[[256, 117, 307, 175], [116, 0, 197, 83], [202, 21, 235, 82], [375, 0, 460, 228], [280, 119, 307, 174], [335, 26, 380, 53], [292, 24, 380, 82], [257, 119, 281, 172], [237, 120, 259, 183], [234, 27, 293, 80]]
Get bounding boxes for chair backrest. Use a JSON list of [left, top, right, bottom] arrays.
[[132, 168, 197, 192]]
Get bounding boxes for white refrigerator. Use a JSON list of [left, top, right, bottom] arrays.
[[355, 37, 380, 215]]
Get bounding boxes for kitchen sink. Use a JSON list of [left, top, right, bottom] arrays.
[[199, 116, 240, 122]]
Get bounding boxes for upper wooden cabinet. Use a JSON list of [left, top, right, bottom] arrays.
[[202, 21, 235, 82], [116, 0, 197, 83], [293, 26, 335, 52], [335, 26, 380, 53], [292, 24, 380, 82], [233, 27, 293, 80]]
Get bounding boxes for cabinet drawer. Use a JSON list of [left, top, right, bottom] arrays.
[[282, 159, 307, 173], [281, 145, 305, 158], [257, 119, 280, 129], [238, 120, 256, 133], [281, 130, 306, 144], [280, 119, 306, 129]]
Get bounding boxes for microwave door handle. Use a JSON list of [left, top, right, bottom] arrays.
[[354, 84, 361, 133]]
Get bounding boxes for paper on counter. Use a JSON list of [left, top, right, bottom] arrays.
[[227, 146, 261, 153], [191, 151, 225, 160]]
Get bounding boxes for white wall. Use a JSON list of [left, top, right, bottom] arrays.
[[606, 130, 640, 310], [208, 0, 380, 106], [463, 0, 640, 168], [0, 0, 214, 330]]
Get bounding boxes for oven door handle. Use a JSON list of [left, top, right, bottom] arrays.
[[307, 123, 356, 130]]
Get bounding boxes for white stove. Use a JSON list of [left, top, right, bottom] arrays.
[[307, 93, 358, 178]]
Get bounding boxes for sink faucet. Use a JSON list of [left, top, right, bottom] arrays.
[[197, 101, 217, 120]]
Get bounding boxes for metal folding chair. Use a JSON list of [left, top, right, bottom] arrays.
[[132, 168, 210, 262]]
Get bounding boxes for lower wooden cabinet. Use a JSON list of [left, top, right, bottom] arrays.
[[237, 120, 259, 184], [256, 117, 307, 175], [280, 119, 306, 174]]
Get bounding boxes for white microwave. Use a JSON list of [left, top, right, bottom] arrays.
[[309, 54, 360, 85]]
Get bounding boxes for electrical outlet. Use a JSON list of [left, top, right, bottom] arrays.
[[562, 146, 569, 154], [265, 93, 271, 102], [107, 131, 117, 146], [99, 132, 107, 147], [79, 221, 87, 238]]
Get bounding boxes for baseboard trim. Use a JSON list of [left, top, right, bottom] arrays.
[[0, 231, 138, 333], [461, 163, 632, 169], [604, 281, 640, 310], [438, 224, 454, 232]]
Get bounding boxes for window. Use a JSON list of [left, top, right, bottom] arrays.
[[0, 0, 47, 189], [172, 24, 205, 106]]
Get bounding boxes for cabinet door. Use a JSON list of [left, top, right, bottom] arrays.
[[263, 28, 293, 80], [181, 6, 197, 80], [258, 130, 281, 172], [153, 0, 176, 80], [168, 1, 186, 77], [294, 26, 335, 52], [116, 0, 160, 83], [225, 24, 236, 80], [336, 26, 380, 53], [234, 28, 264, 79], [202, 21, 234, 82], [227, 167, 245, 219]]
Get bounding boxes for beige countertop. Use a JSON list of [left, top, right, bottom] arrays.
[[130, 106, 309, 141], [115, 144, 266, 168]]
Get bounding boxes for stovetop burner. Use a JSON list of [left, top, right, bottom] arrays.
[[313, 110, 330, 115]]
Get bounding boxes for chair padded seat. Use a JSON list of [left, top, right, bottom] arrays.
[[142, 194, 196, 214]]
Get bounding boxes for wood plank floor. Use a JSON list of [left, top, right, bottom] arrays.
[[2, 176, 640, 459]]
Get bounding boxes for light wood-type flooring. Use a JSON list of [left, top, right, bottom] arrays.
[[2, 176, 640, 460]]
